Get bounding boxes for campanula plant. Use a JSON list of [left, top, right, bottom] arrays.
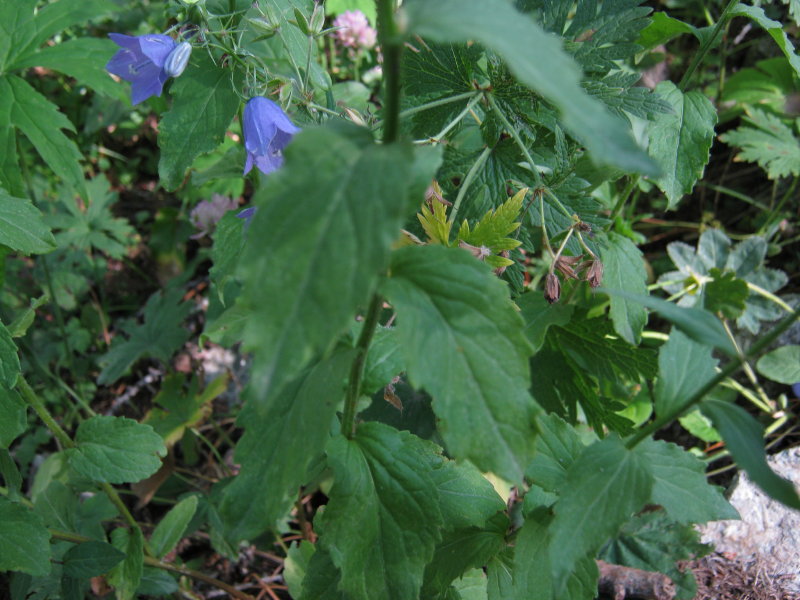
[[106, 34, 191, 104], [242, 96, 300, 175]]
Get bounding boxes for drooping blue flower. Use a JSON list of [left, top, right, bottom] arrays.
[[242, 97, 300, 175], [106, 34, 181, 105]]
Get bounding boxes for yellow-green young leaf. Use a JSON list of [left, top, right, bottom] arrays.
[[158, 54, 243, 191], [383, 245, 539, 483], [108, 527, 144, 600], [0, 385, 26, 449], [150, 496, 198, 559], [756, 345, 800, 384], [67, 416, 166, 484], [239, 125, 440, 399], [456, 188, 525, 252], [701, 398, 800, 509], [636, 439, 738, 523], [318, 423, 444, 600], [0, 190, 56, 255], [0, 497, 51, 576], [548, 437, 653, 593], [0, 75, 86, 196], [220, 350, 353, 543], [418, 198, 453, 245], [63, 541, 126, 578], [646, 81, 717, 209], [405, 0, 657, 175]]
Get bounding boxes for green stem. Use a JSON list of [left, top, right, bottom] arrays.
[[543, 187, 576, 220], [606, 176, 639, 231], [448, 146, 492, 224], [17, 376, 74, 449], [341, 295, 384, 438], [747, 282, 795, 314], [386, 91, 478, 127], [678, 0, 739, 91], [377, 0, 402, 144], [486, 93, 543, 188], [423, 93, 483, 142], [625, 307, 800, 449]]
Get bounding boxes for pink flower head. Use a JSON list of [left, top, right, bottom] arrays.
[[333, 11, 377, 49]]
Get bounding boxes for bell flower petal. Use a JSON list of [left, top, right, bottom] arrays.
[[242, 97, 300, 175]]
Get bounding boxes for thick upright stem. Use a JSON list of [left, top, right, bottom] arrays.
[[377, 0, 402, 144]]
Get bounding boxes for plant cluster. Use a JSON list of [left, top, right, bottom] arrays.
[[0, 0, 799, 599]]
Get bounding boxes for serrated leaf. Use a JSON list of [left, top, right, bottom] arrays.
[[525, 414, 584, 493], [731, 4, 800, 77], [0, 497, 51, 576], [646, 81, 717, 209], [405, 0, 657, 175], [108, 526, 144, 600], [0, 189, 56, 254], [655, 328, 717, 418], [63, 541, 125, 578], [67, 416, 166, 484], [98, 289, 191, 385], [518, 293, 574, 353], [158, 54, 242, 190], [362, 327, 405, 396], [756, 345, 800, 384], [704, 269, 748, 319], [220, 350, 352, 542], [719, 109, 800, 179], [418, 197, 453, 245], [457, 189, 524, 251], [548, 436, 652, 589], [150, 496, 198, 559], [0, 75, 85, 195], [599, 289, 736, 357], [636, 439, 738, 523], [318, 422, 443, 600], [13, 38, 126, 100], [240, 127, 438, 399], [0, 385, 26, 448], [701, 398, 800, 509], [285, 541, 315, 600], [637, 12, 704, 51], [383, 245, 538, 483], [8, 295, 48, 338], [600, 232, 649, 345], [0, 319, 20, 388], [33, 481, 77, 531]]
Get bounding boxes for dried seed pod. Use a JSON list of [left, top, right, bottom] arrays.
[[459, 240, 492, 261], [545, 272, 561, 303], [586, 258, 604, 288], [554, 254, 583, 279]]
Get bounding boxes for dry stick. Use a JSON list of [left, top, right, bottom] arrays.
[[597, 560, 675, 600]]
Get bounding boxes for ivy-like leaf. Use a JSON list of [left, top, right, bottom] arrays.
[[67, 416, 166, 484], [220, 350, 352, 542], [158, 54, 243, 191], [383, 245, 539, 483], [646, 81, 717, 209], [318, 422, 444, 600], [719, 109, 800, 180]]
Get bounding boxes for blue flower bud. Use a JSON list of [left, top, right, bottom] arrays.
[[164, 42, 192, 78]]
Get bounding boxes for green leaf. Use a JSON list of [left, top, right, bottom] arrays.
[[404, 0, 657, 175], [525, 414, 584, 494], [756, 345, 800, 384], [158, 54, 242, 191], [731, 4, 800, 78], [704, 269, 748, 319], [63, 541, 126, 578], [0, 75, 85, 195], [0, 497, 51, 576], [600, 232, 649, 345], [383, 245, 539, 483], [518, 293, 574, 353], [719, 109, 800, 179], [13, 38, 126, 100], [701, 398, 800, 509], [209, 211, 246, 306], [487, 550, 514, 600], [362, 327, 405, 396], [150, 496, 198, 559], [599, 289, 736, 356], [0, 0, 37, 72], [637, 12, 704, 51], [655, 329, 717, 418], [285, 541, 315, 600], [0, 385, 26, 448], [318, 422, 443, 600], [33, 481, 77, 531], [240, 126, 439, 398], [636, 439, 738, 523], [98, 289, 191, 385], [220, 350, 352, 542], [8, 295, 49, 338], [0, 189, 56, 254], [67, 416, 166, 484], [646, 81, 717, 209], [0, 319, 20, 388], [108, 526, 144, 600], [548, 436, 652, 590], [452, 569, 488, 600]]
